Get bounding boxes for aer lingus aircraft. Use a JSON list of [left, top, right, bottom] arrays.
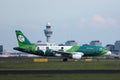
[[13, 30, 111, 61]]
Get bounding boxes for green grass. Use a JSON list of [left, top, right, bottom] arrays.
[[0, 74, 120, 80], [0, 58, 120, 70], [0, 58, 120, 80]]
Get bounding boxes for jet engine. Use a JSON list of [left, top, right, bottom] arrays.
[[72, 52, 84, 60]]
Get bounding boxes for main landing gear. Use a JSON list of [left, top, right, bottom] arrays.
[[63, 58, 68, 62]]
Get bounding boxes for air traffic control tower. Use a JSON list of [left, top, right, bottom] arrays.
[[44, 22, 53, 42]]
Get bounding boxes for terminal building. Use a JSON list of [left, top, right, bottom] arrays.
[[106, 44, 115, 52], [0, 45, 3, 54], [65, 40, 78, 46], [36, 40, 56, 46], [90, 40, 102, 46], [114, 40, 120, 52], [105, 40, 120, 55]]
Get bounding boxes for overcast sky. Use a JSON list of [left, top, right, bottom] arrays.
[[0, 0, 120, 51]]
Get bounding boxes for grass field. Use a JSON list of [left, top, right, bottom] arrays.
[[0, 58, 120, 80], [0, 58, 120, 70], [0, 74, 120, 80]]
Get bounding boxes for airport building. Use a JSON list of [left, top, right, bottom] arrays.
[[90, 40, 102, 46], [36, 40, 56, 46], [82, 44, 89, 46], [0, 45, 3, 54], [105, 40, 120, 54], [106, 44, 115, 52], [58, 44, 65, 46], [114, 40, 120, 51], [65, 40, 78, 46]]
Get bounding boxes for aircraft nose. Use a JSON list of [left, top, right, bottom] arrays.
[[105, 51, 112, 55]]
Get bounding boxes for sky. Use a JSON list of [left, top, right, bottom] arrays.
[[0, 0, 120, 51]]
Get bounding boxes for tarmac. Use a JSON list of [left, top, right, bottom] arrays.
[[0, 70, 120, 74]]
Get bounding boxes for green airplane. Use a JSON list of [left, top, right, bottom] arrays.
[[13, 30, 111, 60]]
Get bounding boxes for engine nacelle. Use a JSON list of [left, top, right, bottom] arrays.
[[72, 52, 84, 60]]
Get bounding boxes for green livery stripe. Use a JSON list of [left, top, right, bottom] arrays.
[[100, 50, 108, 56], [66, 46, 80, 52]]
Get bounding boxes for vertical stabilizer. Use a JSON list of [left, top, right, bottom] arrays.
[[15, 30, 32, 47]]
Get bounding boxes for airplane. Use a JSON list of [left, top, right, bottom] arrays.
[[13, 30, 112, 61]]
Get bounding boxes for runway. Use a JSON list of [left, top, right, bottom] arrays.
[[0, 70, 120, 74]]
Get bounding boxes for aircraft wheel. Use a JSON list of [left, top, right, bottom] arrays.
[[63, 58, 68, 62]]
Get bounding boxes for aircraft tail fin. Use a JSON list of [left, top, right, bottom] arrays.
[[15, 30, 32, 47]]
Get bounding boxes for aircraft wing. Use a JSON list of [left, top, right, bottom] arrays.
[[53, 51, 72, 58], [53, 51, 84, 60]]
